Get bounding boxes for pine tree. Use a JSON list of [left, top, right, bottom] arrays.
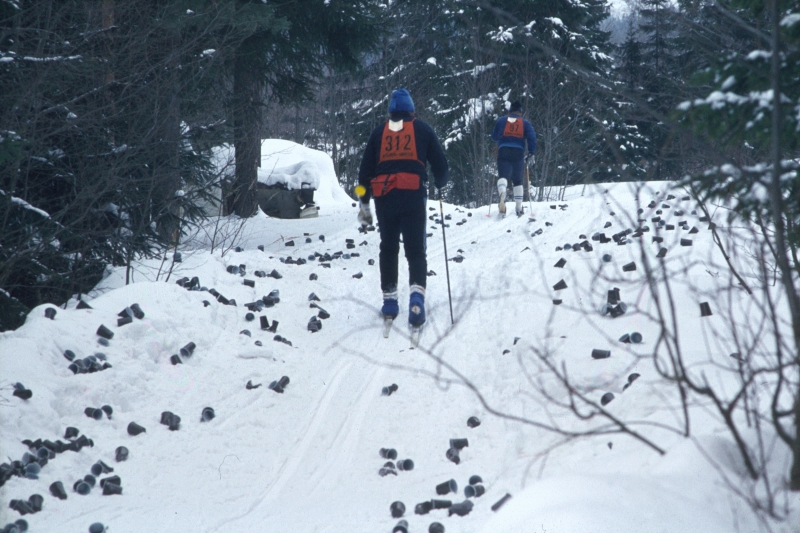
[[227, 0, 382, 217]]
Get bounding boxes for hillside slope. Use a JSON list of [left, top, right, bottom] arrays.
[[1, 173, 797, 533]]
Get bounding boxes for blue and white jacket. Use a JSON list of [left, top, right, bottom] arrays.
[[491, 112, 537, 154]]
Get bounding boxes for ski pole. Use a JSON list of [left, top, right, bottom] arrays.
[[525, 160, 533, 214], [439, 196, 454, 325]]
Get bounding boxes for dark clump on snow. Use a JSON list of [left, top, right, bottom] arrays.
[[450, 438, 468, 450], [160, 411, 181, 431], [3, 430, 99, 488], [200, 407, 215, 422], [380, 448, 398, 460], [84, 407, 104, 420], [246, 380, 262, 390], [393, 519, 409, 533], [491, 493, 512, 512], [414, 501, 433, 515], [102, 481, 123, 496], [397, 458, 414, 471], [623, 373, 641, 391], [67, 352, 112, 375], [49, 481, 67, 500], [464, 484, 485, 498], [466, 416, 481, 428], [431, 499, 452, 509], [448, 500, 473, 516], [390, 501, 405, 518], [381, 383, 399, 396], [9, 494, 43, 516], [180, 342, 196, 358], [436, 479, 457, 495], [600, 392, 615, 406], [308, 316, 322, 332], [273, 334, 291, 346], [115, 446, 128, 462], [445, 447, 460, 465], [127, 422, 146, 436], [96, 325, 114, 340], [269, 376, 290, 393], [12, 383, 32, 400]]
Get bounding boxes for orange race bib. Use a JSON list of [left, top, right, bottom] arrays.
[[502, 116, 524, 138], [378, 120, 423, 165]]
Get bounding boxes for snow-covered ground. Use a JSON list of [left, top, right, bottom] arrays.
[[1, 147, 798, 532]]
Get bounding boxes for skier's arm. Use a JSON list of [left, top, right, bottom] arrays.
[[425, 127, 449, 190], [358, 127, 381, 201], [490, 118, 503, 143], [524, 121, 537, 155]]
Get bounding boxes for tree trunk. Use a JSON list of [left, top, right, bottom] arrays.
[[231, 37, 261, 218], [152, 27, 182, 243], [767, 0, 800, 491]]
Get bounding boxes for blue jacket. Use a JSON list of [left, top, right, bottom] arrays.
[[491, 112, 536, 154]]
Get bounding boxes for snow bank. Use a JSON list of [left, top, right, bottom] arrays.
[[259, 139, 351, 207], [2, 178, 798, 533], [209, 140, 352, 209]]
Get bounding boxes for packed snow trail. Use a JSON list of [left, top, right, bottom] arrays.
[[1, 177, 797, 532]]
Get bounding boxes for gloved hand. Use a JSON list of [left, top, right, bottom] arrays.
[[525, 153, 535, 165], [357, 200, 373, 227]]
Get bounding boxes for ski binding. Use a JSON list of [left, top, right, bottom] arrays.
[[410, 325, 422, 347]]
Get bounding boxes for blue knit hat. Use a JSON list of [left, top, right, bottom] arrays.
[[388, 88, 415, 113], [509, 100, 522, 113]]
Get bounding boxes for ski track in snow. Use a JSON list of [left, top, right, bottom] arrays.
[[1, 178, 798, 533]]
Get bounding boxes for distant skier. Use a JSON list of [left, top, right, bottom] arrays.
[[357, 88, 449, 329], [490, 100, 537, 217]]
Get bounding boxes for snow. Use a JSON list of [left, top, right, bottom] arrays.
[[1, 177, 799, 532], [781, 13, 800, 26], [10, 196, 50, 218], [209, 140, 351, 207], [21, 55, 82, 62], [426, 57, 437, 66], [746, 50, 771, 61], [258, 139, 350, 207]]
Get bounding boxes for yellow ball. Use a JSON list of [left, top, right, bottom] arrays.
[[354, 185, 366, 198]]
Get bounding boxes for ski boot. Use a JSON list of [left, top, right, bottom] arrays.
[[409, 286, 425, 346], [497, 178, 507, 217], [381, 289, 399, 338], [513, 185, 524, 217]]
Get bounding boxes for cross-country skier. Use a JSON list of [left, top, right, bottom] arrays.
[[490, 100, 537, 217], [357, 88, 449, 329]]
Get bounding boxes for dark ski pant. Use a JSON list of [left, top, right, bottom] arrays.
[[374, 189, 427, 293], [497, 146, 524, 186]]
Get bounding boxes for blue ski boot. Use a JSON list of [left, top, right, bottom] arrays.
[[381, 290, 399, 319], [408, 286, 426, 328]]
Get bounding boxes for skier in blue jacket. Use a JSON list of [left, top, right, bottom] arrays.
[[490, 101, 536, 216]]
